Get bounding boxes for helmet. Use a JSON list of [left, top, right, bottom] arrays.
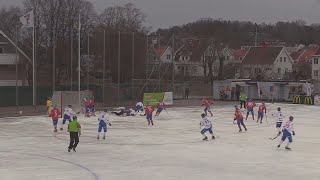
[[289, 116, 294, 121], [262, 102, 265, 105], [277, 107, 281, 111], [104, 108, 108, 112], [68, 104, 72, 108], [201, 113, 206, 117], [234, 105, 239, 109], [53, 104, 57, 108], [72, 116, 77, 120]]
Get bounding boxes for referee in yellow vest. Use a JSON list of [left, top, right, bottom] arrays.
[[68, 116, 81, 152]]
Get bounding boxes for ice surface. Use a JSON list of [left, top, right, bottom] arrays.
[[0, 103, 320, 180]]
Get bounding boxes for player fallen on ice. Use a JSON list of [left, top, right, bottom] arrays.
[[135, 101, 144, 113], [97, 108, 111, 140], [202, 98, 213, 117], [145, 105, 154, 126], [277, 116, 295, 150], [60, 104, 76, 131], [89, 98, 96, 116], [46, 97, 52, 117], [234, 105, 247, 132], [200, 113, 215, 140], [155, 100, 166, 116], [245, 99, 256, 120], [271, 107, 285, 139], [257, 102, 267, 123], [68, 116, 81, 152], [111, 107, 135, 116], [50, 105, 61, 132]]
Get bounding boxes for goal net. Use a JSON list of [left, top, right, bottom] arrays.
[[52, 90, 94, 116]]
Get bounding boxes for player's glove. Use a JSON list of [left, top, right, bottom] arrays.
[[109, 123, 112, 126], [292, 131, 295, 136]]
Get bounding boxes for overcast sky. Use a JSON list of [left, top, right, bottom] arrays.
[[2, 0, 320, 29]]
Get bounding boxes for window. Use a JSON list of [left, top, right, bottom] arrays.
[[280, 57, 282, 62], [177, 66, 181, 70], [314, 70, 319, 76], [167, 55, 171, 59], [0, 47, 3, 53], [265, 67, 272, 71], [226, 56, 229, 60], [240, 57, 243, 61], [285, 68, 288, 74], [314, 58, 319, 65], [255, 68, 261, 73], [284, 57, 286, 62], [153, 56, 157, 61], [278, 68, 281, 73]]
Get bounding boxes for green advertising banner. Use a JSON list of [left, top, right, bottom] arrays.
[[143, 92, 165, 106]]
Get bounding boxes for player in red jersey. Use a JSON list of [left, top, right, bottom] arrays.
[[257, 102, 267, 123], [245, 99, 256, 120], [202, 98, 213, 117], [234, 105, 247, 132], [145, 105, 154, 126], [155, 101, 166, 116], [50, 105, 61, 132], [89, 98, 95, 116]]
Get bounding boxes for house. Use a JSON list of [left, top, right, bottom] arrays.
[[240, 46, 293, 80], [146, 45, 173, 78], [174, 42, 204, 78], [311, 49, 320, 80], [0, 34, 25, 86], [290, 45, 318, 79], [233, 48, 249, 78]]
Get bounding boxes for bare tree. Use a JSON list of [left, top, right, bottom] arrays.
[[98, 3, 150, 33]]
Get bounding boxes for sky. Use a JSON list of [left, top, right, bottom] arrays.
[[2, 0, 320, 30]]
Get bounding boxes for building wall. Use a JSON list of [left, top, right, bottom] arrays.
[[273, 48, 293, 78], [312, 56, 320, 80], [160, 47, 172, 63]]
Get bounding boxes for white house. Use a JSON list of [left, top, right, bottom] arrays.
[[311, 49, 320, 80], [241, 46, 293, 80], [146, 45, 173, 76], [174, 43, 204, 78]]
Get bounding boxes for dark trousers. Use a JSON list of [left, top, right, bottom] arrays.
[[240, 100, 246, 108], [69, 132, 79, 149], [185, 93, 189, 99]]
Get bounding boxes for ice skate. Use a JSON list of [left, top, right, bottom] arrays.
[[239, 129, 242, 132], [277, 144, 280, 148], [97, 136, 99, 140], [73, 147, 76, 152], [203, 136, 208, 141], [285, 146, 291, 150], [68, 148, 71, 152], [103, 136, 106, 140], [212, 136, 215, 139], [60, 128, 63, 131]]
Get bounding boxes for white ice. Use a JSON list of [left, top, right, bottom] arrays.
[[0, 103, 319, 180]]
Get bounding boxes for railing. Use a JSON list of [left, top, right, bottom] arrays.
[[0, 53, 18, 65]]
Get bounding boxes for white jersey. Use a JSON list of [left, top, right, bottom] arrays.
[[282, 120, 294, 133], [136, 102, 144, 107], [99, 113, 110, 124], [272, 111, 285, 123], [200, 117, 212, 129], [64, 107, 75, 117]]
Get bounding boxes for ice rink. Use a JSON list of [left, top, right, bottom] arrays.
[[0, 102, 319, 180]]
